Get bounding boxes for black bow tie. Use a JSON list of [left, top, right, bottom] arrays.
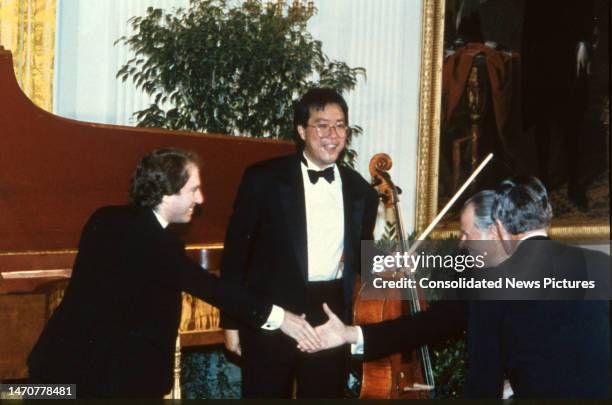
[[307, 167, 335, 184]]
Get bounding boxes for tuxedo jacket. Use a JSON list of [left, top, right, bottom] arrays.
[[362, 237, 610, 399], [220, 153, 379, 330], [28, 206, 272, 397], [463, 238, 610, 398]]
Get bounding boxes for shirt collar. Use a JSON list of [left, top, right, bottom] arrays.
[[153, 209, 169, 229], [519, 230, 548, 241], [302, 152, 336, 171]]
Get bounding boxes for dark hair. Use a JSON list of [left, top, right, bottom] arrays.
[[493, 176, 552, 235], [129, 148, 201, 209], [293, 88, 349, 148], [462, 190, 497, 231]]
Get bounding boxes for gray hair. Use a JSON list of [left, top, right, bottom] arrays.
[[462, 190, 497, 232]]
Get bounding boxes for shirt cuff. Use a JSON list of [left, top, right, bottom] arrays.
[[350, 326, 364, 355], [261, 305, 284, 330]]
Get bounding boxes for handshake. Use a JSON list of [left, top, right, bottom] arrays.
[[224, 303, 360, 355]]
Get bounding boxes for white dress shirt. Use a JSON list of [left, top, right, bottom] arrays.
[[300, 153, 345, 281], [265, 155, 344, 328]]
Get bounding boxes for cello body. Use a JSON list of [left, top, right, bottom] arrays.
[[353, 284, 431, 399], [353, 154, 434, 399]]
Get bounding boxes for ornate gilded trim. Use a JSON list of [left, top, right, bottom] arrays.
[[415, 0, 445, 234], [1, 269, 71, 279], [413, 0, 610, 241], [0, 249, 77, 256], [432, 221, 610, 241], [185, 243, 224, 251], [0, 243, 224, 257], [547, 220, 610, 240]]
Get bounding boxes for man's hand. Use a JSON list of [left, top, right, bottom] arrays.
[[299, 303, 359, 353], [280, 310, 321, 351], [224, 329, 241, 356]]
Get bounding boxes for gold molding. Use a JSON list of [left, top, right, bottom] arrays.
[[415, 0, 445, 235], [547, 220, 611, 240], [185, 243, 224, 251], [0, 249, 77, 256], [414, 0, 610, 241], [1, 269, 71, 279], [0, 243, 224, 257], [432, 222, 611, 241]]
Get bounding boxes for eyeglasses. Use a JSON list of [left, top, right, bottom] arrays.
[[307, 123, 350, 138]]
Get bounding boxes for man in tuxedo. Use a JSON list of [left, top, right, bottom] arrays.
[[220, 88, 379, 398], [463, 176, 609, 398], [27, 148, 320, 398], [310, 176, 610, 398], [324, 190, 506, 365]]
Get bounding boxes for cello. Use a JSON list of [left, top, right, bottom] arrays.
[[353, 153, 493, 399]]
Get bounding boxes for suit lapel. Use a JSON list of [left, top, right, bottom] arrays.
[[279, 158, 368, 283], [339, 166, 366, 266], [279, 155, 308, 281]]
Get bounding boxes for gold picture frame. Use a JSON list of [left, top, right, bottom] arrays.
[[414, 0, 610, 240]]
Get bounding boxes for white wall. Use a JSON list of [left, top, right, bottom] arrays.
[[53, 0, 423, 234], [308, 0, 423, 235], [54, 0, 189, 124]]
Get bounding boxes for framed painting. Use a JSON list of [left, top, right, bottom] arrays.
[[415, 0, 610, 240]]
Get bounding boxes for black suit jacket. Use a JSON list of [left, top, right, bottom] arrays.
[[220, 153, 379, 329], [464, 238, 610, 398], [362, 237, 610, 399], [27, 206, 272, 397]]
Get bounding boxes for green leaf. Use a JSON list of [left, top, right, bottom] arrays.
[[116, 0, 366, 147]]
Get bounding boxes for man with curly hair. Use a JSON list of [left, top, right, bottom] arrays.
[[27, 148, 320, 398]]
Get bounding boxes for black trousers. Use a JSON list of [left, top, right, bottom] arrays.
[[240, 279, 348, 399]]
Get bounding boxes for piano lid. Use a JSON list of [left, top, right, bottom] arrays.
[[0, 46, 295, 254]]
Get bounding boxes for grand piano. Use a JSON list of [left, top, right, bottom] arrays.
[[0, 46, 295, 381]]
